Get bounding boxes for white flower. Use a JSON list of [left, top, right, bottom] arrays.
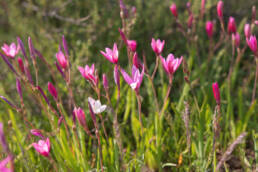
[[88, 97, 107, 114]]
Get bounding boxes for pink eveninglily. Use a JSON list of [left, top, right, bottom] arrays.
[[151, 38, 165, 55], [160, 54, 183, 82], [1, 43, 19, 58], [78, 64, 98, 86], [121, 65, 145, 93], [56, 50, 68, 69], [100, 43, 119, 64], [32, 138, 51, 157]]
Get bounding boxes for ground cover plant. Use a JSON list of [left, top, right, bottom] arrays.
[[0, 0, 257, 171]]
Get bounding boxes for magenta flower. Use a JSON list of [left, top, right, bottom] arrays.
[[255, 20, 258, 25], [170, 3, 178, 18], [206, 21, 213, 38], [121, 65, 144, 93], [227, 17, 237, 34], [151, 38, 165, 55], [127, 40, 137, 52], [16, 78, 22, 101], [73, 107, 86, 127], [0, 156, 12, 172], [56, 51, 68, 69], [30, 129, 44, 138], [232, 33, 240, 47], [32, 138, 51, 157], [78, 64, 98, 86], [160, 54, 183, 77], [244, 24, 251, 38], [100, 43, 119, 64], [217, 1, 223, 19], [187, 14, 194, 28], [47, 82, 58, 100], [17, 57, 25, 73], [1, 43, 19, 58], [212, 82, 221, 105], [246, 35, 257, 54]]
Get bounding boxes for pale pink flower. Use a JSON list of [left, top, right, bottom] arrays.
[[32, 138, 51, 157], [100, 43, 119, 64], [1, 43, 19, 58], [160, 54, 183, 76], [232, 33, 240, 47], [244, 24, 251, 38], [88, 97, 107, 114]]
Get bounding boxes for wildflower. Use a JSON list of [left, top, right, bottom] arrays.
[[73, 107, 86, 127], [246, 35, 257, 54], [151, 38, 165, 56], [0, 156, 12, 172], [206, 21, 213, 38], [227, 17, 237, 34], [100, 43, 119, 64], [88, 97, 107, 114], [56, 51, 68, 69], [121, 65, 145, 93], [32, 138, 51, 157], [255, 20, 258, 25], [170, 3, 178, 18], [160, 54, 183, 78], [244, 24, 251, 38], [102, 74, 109, 90], [217, 1, 223, 19], [30, 129, 44, 138], [47, 82, 58, 100], [1, 43, 19, 58], [78, 64, 98, 86], [212, 82, 221, 105], [118, 29, 137, 52], [232, 33, 240, 47]]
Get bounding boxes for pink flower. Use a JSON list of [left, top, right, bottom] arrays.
[[47, 82, 58, 100], [100, 43, 119, 64], [73, 107, 86, 127], [127, 40, 137, 52], [201, 0, 206, 16], [232, 33, 240, 47], [121, 65, 144, 93], [56, 51, 68, 69], [17, 57, 25, 73], [151, 38, 165, 55], [206, 21, 213, 38], [1, 43, 19, 58], [255, 20, 258, 25], [212, 82, 220, 105], [244, 24, 251, 38], [32, 138, 51, 157], [170, 3, 178, 18], [30, 129, 44, 138], [227, 17, 237, 34], [217, 1, 223, 19], [246, 35, 257, 54], [78, 64, 98, 86], [0, 156, 12, 172], [160, 54, 183, 77]]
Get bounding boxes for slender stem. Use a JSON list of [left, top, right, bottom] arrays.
[[95, 128, 104, 172], [136, 93, 143, 135], [252, 57, 258, 104], [160, 82, 173, 117], [227, 43, 235, 82], [98, 114, 108, 139], [151, 56, 159, 80], [147, 74, 160, 112]]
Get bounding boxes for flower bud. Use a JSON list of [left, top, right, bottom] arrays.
[[47, 82, 58, 100], [244, 24, 251, 38], [246, 35, 258, 54], [201, 0, 206, 17], [16, 78, 23, 102], [206, 21, 213, 38], [102, 74, 109, 90], [232, 33, 240, 47], [217, 1, 223, 19], [127, 40, 137, 52], [17, 57, 25, 73], [188, 14, 194, 28], [227, 17, 237, 34], [133, 52, 142, 69], [170, 3, 178, 18], [56, 51, 68, 69], [252, 6, 256, 22], [212, 82, 221, 105], [114, 65, 120, 90], [30, 129, 44, 138]]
